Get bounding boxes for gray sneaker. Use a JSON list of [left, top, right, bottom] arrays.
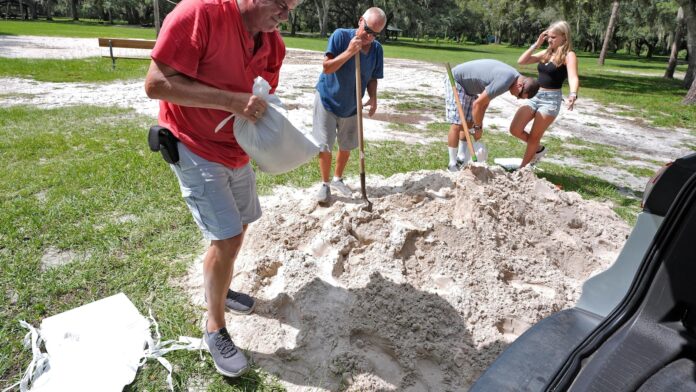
[[204, 327, 249, 377], [330, 178, 353, 197], [226, 290, 255, 314], [205, 289, 256, 315], [447, 163, 460, 172], [315, 184, 331, 203], [531, 145, 546, 165]]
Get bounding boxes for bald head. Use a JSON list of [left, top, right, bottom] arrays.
[[362, 7, 386, 32]]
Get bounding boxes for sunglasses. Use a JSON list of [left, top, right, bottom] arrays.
[[362, 20, 380, 38]]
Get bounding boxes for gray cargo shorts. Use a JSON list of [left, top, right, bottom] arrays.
[[170, 142, 261, 240], [312, 91, 359, 152]]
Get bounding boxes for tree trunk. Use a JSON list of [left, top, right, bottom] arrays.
[[313, 0, 330, 37], [45, 0, 53, 20], [684, 76, 696, 103], [598, 0, 620, 65], [28, 0, 36, 19], [666, 7, 685, 78], [677, 0, 696, 88], [290, 9, 297, 35], [71, 0, 78, 20], [153, 0, 161, 36]]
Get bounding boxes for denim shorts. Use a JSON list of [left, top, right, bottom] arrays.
[[312, 91, 358, 152], [525, 90, 563, 117], [170, 142, 261, 240], [444, 75, 476, 124]]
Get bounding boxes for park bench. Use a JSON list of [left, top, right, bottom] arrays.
[[98, 38, 156, 70]]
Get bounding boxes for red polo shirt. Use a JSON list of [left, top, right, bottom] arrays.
[[152, 0, 285, 169]]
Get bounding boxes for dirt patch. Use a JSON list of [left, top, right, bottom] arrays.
[[369, 111, 430, 125], [40, 247, 83, 271], [186, 165, 630, 391]]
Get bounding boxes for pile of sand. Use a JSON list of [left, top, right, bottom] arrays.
[[186, 165, 630, 391]]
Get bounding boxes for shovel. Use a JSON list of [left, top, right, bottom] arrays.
[[445, 62, 477, 162], [354, 53, 373, 212]]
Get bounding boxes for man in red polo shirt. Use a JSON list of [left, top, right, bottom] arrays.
[[144, 0, 298, 377]]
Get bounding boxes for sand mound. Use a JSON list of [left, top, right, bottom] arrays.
[[186, 164, 630, 391]]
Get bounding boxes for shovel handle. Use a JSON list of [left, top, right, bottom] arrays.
[[355, 54, 366, 168], [355, 53, 369, 203]]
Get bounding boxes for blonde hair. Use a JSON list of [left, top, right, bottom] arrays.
[[540, 21, 572, 66]]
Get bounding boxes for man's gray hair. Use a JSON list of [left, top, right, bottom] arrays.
[[363, 7, 387, 22]]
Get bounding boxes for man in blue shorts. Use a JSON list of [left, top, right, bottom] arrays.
[[445, 59, 540, 171], [312, 7, 386, 203], [144, 0, 298, 377]]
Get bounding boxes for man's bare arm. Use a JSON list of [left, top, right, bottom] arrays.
[[144, 60, 266, 121]]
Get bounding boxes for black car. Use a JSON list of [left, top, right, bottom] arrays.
[[471, 152, 696, 392]]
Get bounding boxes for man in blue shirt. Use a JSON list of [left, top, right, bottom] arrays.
[[312, 7, 386, 203]]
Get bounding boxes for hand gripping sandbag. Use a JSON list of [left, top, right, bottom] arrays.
[[217, 77, 319, 174]]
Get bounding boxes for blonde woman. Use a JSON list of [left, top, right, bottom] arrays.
[[510, 21, 579, 167]]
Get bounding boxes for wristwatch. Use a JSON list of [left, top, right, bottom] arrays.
[[472, 124, 483, 132]]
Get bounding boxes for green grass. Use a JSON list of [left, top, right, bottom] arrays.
[[0, 57, 149, 82], [626, 166, 658, 178], [0, 18, 155, 39], [388, 122, 422, 135], [0, 105, 287, 390], [535, 163, 642, 225]]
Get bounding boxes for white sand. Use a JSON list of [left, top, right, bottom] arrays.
[[186, 165, 630, 391]]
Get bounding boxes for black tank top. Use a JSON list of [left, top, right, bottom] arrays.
[[537, 61, 568, 89]]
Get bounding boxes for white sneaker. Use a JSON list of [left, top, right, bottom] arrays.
[[530, 145, 546, 165], [315, 184, 331, 202], [331, 178, 353, 197]]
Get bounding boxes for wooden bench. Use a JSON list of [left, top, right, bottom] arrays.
[[98, 38, 156, 70]]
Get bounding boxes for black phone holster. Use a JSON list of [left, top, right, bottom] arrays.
[[148, 125, 180, 164]]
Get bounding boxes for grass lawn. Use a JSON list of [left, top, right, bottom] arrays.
[[0, 18, 155, 39]]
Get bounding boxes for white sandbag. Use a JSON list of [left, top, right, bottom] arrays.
[[460, 141, 488, 163], [7, 293, 200, 392], [216, 77, 319, 175], [473, 141, 488, 162]]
